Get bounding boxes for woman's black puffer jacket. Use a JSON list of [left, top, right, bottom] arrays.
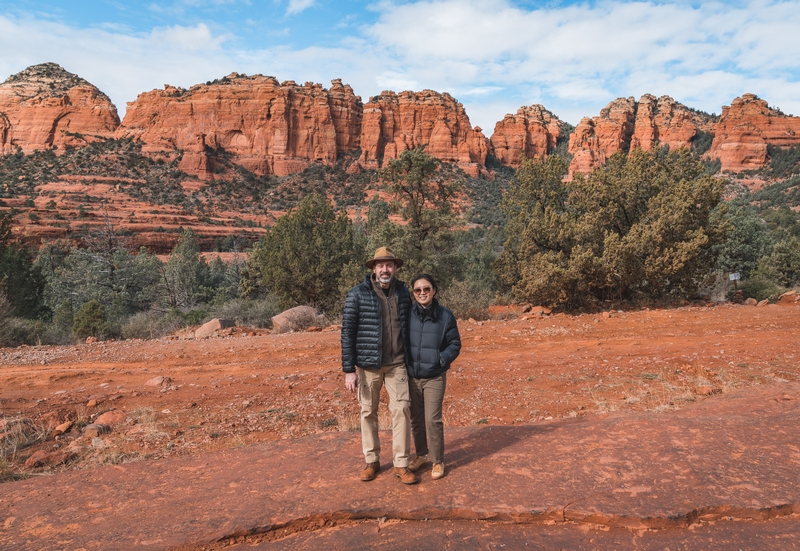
[[341, 274, 411, 373], [407, 299, 461, 379]]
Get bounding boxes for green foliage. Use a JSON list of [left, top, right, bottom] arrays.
[[373, 148, 463, 281], [72, 300, 107, 339], [748, 175, 800, 210], [247, 194, 354, 313], [0, 212, 47, 319], [763, 237, 800, 286], [35, 223, 161, 321], [498, 148, 728, 308], [737, 276, 784, 302], [715, 205, 773, 278], [158, 229, 221, 309], [766, 144, 800, 179], [691, 131, 715, 156], [0, 293, 12, 346]]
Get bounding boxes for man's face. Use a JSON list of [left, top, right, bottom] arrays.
[[373, 260, 396, 286]]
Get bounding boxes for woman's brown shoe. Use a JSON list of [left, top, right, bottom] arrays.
[[408, 455, 428, 472], [360, 461, 380, 481], [393, 467, 419, 484], [431, 462, 445, 480]]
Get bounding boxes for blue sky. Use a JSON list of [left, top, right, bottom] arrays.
[[1, 1, 799, 131]]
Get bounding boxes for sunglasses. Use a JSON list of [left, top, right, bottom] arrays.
[[413, 286, 433, 295]]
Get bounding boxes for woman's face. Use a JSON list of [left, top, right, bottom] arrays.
[[413, 279, 436, 307]]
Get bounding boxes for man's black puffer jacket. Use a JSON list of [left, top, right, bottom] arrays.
[[407, 299, 461, 379], [341, 274, 411, 373]]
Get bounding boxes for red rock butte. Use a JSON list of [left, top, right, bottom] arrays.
[[0, 63, 119, 155], [3, 63, 800, 179]]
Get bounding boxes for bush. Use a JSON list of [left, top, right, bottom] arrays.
[[497, 149, 727, 309], [72, 300, 107, 340], [0, 294, 12, 346], [737, 277, 785, 302], [211, 297, 281, 328], [438, 280, 493, 320]]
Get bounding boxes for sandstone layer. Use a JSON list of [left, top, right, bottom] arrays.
[[116, 74, 363, 178], [568, 94, 716, 175], [358, 89, 488, 176], [0, 63, 120, 155], [707, 93, 800, 173], [489, 104, 565, 168]]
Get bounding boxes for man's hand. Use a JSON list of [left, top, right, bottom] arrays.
[[345, 372, 358, 393]]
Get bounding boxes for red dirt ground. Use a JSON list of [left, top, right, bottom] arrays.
[[1, 301, 798, 479]]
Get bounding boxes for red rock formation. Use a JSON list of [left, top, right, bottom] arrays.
[[117, 74, 364, 177], [489, 105, 564, 168], [631, 94, 715, 151], [568, 95, 715, 175], [706, 94, 800, 172], [568, 97, 637, 174], [358, 90, 488, 177], [0, 63, 120, 155]]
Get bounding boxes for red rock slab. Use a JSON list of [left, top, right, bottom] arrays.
[[1, 383, 799, 550], [235, 516, 800, 551]]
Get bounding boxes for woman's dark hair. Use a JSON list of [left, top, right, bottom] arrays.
[[411, 273, 438, 293]]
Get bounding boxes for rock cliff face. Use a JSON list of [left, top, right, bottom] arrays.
[[568, 95, 715, 175], [358, 90, 488, 177], [116, 74, 363, 177], [706, 94, 800, 172], [489, 105, 565, 168], [0, 63, 120, 154]]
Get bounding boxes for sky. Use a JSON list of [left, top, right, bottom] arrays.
[[1, 0, 799, 131]]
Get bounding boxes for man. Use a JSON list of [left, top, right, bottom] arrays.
[[342, 247, 417, 484]]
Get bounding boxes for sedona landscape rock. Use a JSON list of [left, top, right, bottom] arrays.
[[0, 63, 119, 155], [2, 63, 800, 185]]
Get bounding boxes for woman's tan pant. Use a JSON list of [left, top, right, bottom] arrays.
[[357, 364, 411, 468], [409, 373, 447, 463]]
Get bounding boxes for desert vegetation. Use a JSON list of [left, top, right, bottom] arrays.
[[1, 142, 799, 347]]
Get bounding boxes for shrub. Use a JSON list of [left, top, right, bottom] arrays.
[[438, 280, 492, 320], [72, 300, 107, 340], [737, 277, 784, 302], [0, 294, 12, 346], [211, 297, 281, 328]]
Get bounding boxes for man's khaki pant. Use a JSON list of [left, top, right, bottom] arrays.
[[357, 363, 411, 467]]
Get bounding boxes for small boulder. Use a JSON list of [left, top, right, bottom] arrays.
[[85, 336, 98, 344], [82, 424, 111, 438], [271, 306, 319, 333], [195, 318, 235, 339], [145, 376, 171, 387], [51, 421, 73, 437], [756, 299, 769, 307], [95, 410, 126, 425], [24, 449, 77, 468], [778, 290, 797, 305], [744, 297, 758, 306]]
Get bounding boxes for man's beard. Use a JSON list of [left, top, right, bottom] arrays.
[[378, 273, 392, 284]]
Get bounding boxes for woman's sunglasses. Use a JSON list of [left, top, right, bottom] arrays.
[[413, 286, 433, 295]]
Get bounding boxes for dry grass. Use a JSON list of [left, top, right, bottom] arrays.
[[0, 418, 47, 481]]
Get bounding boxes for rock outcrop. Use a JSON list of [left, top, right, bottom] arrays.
[[116, 74, 363, 177], [358, 90, 488, 177], [489, 105, 565, 168], [568, 95, 715, 175], [706, 94, 800, 173], [0, 63, 120, 154]]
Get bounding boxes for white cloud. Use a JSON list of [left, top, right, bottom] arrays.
[[2, 1, 800, 131], [286, 0, 316, 16]]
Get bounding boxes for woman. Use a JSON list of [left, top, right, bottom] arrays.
[[406, 274, 461, 480]]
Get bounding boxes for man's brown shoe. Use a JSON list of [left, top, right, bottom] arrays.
[[394, 467, 419, 485], [360, 461, 380, 481]]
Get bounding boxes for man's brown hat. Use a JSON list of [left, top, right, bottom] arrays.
[[366, 246, 404, 269]]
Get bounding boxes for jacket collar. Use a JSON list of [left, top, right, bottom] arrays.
[[413, 298, 439, 321]]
